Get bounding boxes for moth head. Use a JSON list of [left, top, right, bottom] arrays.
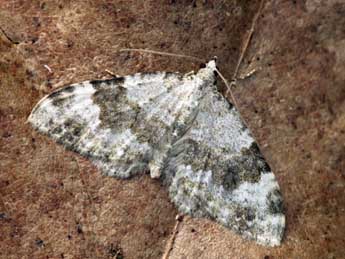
[[196, 59, 217, 88]]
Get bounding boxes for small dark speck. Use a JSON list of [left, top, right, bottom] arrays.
[[67, 41, 74, 48], [67, 234, 72, 240], [191, 228, 196, 233], [2, 132, 11, 138], [33, 17, 41, 28], [76, 224, 83, 234], [40, 2, 46, 9], [64, 120, 71, 127], [108, 243, 124, 259], [35, 238, 45, 247], [31, 37, 39, 44], [0, 213, 8, 219], [60, 253, 65, 259], [26, 69, 34, 78], [264, 256, 270, 259]]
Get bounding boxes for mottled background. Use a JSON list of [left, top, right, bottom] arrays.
[[0, 1, 344, 258]]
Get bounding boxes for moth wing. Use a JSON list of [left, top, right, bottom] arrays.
[[164, 87, 285, 246], [28, 72, 185, 178]]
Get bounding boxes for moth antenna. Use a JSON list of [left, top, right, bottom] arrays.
[[162, 214, 184, 259], [120, 48, 205, 63], [214, 67, 240, 109], [105, 69, 117, 77]]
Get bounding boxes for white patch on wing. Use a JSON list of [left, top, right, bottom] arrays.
[[189, 88, 253, 152], [66, 82, 101, 132], [230, 172, 285, 246], [125, 72, 204, 127]]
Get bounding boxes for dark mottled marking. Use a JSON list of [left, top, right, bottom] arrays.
[[90, 77, 125, 89], [48, 90, 62, 99], [51, 125, 63, 135], [262, 160, 271, 172], [233, 206, 256, 232], [267, 189, 284, 214], [221, 169, 240, 190], [51, 95, 74, 107], [235, 207, 256, 223], [224, 152, 262, 186], [92, 84, 142, 133], [49, 86, 76, 107], [166, 136, 265, 191], [48, 85, 75, 99], [72, 126, 83, 137], [51, 118, 87, 151], [63, 85, 76, 93], [249, 142, 261, 156], [132, 116, 168, 146], [249, 142, 272, 172], [172, 139, 209, 172]]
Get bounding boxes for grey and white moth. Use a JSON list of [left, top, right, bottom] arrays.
[[28, 60, 285, 246]]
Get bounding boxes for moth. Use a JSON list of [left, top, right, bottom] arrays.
[[28, 60, 285, 246]]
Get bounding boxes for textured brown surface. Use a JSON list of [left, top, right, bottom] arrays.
[[0, 1, 344, 259]]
